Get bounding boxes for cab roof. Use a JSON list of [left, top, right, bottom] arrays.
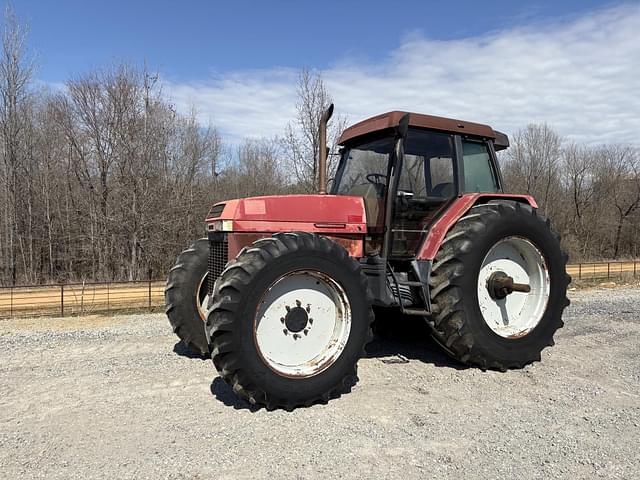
[[338, 111, 509, 150]]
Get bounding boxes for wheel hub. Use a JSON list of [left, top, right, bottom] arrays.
[[487, 271, 531, 300], [284, 304, 309, 333]]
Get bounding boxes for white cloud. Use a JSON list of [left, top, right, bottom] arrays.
[[166, 4, 640, 146]]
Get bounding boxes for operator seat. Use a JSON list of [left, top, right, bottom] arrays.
[[347, 183, 385, 227], [432, 182, 454, 198]]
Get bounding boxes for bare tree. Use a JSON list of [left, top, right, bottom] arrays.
[[283, 68, 346, 192], [560, 143, 599, 258], [592, 145, 640, 258], [0, 5, 34, 283], [502, 124, 563, 218]]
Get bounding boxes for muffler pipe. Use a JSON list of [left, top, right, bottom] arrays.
[[318, 103, 334, 195]]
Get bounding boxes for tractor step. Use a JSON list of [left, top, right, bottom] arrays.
[[402, 308, 430, 316], [397, 280, 424, 287]]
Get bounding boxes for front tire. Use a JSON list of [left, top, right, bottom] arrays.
[[206, 232, 374, 410], [165, 238, 210, 356], [428, 201, 570, 370]]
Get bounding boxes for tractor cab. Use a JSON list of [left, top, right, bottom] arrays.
[[331, 111, 508, 259]]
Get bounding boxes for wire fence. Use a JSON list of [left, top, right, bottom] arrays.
[[0, 260, 637, 319], [0, 280, 165, 319], [566, 260, 639, 281]]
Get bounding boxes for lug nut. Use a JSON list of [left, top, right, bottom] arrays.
[[303, 329, 309, 336], [293, 334, 300, 340], [283, 329, 288, 336], [280, 317, 285, 324]]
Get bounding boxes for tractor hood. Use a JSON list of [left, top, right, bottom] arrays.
[[205, 195, 367, 234]]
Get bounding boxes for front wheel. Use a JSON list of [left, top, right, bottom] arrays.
[[428, 201, 571, 370], [206, 232, 374, 410], [165, 238, 211, 356]]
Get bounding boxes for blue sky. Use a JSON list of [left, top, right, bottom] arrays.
[[13, 0, 618, 82], [8, 1, 640, 144]]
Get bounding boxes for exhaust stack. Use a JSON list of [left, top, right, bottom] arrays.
[[318, 103, 334, 195]]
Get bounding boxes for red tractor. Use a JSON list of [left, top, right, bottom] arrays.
[[166, 106, 570, 410]]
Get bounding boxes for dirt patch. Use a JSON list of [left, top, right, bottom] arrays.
[[0, 313, 132, 333]]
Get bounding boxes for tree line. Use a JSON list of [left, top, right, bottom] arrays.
[[500, 125, 639, 262], [0, 9, 637, 286]]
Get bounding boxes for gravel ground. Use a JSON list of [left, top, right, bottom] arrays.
[[1, 287, 639, 479]]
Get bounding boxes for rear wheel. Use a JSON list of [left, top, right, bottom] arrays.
[[206, 232, 374, 410], [428, 201, 570, 370], [165, 238, 210, 356]]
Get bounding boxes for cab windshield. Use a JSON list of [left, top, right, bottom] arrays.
[[332, 136, 393, 228]]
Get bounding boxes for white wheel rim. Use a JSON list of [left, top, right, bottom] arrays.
[[477, 236, 550, 338], [197, 273, 210, 320], [254, 270, 352, 378]]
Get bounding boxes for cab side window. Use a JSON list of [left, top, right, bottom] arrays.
[[429, 156, 454, 198], [403, 130, 455, 198], [462, 140, 499, 193]]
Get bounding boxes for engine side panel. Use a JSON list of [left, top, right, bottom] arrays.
[[205, 195, 368, 265], [206, 194, 367, 231]]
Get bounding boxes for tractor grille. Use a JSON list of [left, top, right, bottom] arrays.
[[208, 237, 228, 295]]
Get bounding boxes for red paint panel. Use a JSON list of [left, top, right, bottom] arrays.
[[205, 194, 368, 232], [227, 233, 264, 260], [232, 220, 364, 234], [227, 233, 363, 260], [417, 193, 538, 260], [325, 235, 364, 258]]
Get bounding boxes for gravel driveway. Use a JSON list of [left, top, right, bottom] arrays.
[[1, 287, 639, 479]]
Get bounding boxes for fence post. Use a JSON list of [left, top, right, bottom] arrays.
[[635, 260, 637, 278], [578, 263, 582, 280], [607, 262, 610, 279], [10, 286, 13, 317], [60, 284, 64, 317], [107, 282, 110, 314], [148, 268, 152, 312]]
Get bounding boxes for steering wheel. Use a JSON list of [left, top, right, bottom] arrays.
[[366, 173, 386, 185]]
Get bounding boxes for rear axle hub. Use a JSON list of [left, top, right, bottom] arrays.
[[487, 271, 531, 300]]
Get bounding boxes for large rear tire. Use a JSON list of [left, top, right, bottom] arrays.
[[165, 238, 210, 357], [206, 232, 374, 410], [428, 200, 570, 370]]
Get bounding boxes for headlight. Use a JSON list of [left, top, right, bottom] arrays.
[[207, 220, 233, 232]]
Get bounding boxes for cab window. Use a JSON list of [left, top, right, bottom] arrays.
[[402, 130, 455, 199], [462, 140, 499, 193]]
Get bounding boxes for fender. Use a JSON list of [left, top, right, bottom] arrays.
[[416, 193, 538, 261]]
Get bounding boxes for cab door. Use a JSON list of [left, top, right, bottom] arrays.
[[390, 129, 456, 258]]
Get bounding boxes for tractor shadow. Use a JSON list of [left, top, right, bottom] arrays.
[[208, 310, 466, 412], [365, 308, 467, 370], [210, 377, 261, 411], [172, 341, 209, 360]]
